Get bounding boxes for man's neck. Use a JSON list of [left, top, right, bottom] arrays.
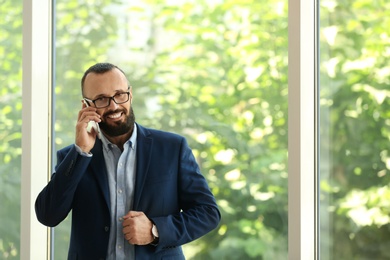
[[104, 130, 133, 152]]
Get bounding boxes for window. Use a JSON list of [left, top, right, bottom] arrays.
[[0, 1, 23, 258], [319, 0, 390, 259], [52, 0, 288, 259], [13, 0, 389, 259]]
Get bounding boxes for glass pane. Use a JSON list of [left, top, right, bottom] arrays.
[[0, 0, 23, 259], [319, 1, 390, 259], [54, 0, 288, 259]]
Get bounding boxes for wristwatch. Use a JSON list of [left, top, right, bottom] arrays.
[[151, 224, 159, 246]]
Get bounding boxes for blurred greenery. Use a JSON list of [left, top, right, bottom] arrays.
[[1, 0, 389, 259], [319, 0, 390, 259], [0, 0, 23, 258]]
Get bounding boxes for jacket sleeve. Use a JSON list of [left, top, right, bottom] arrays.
[[150, 137, 221, 249], [35, 145, 92, 227]]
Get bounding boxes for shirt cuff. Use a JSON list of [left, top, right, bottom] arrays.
[[74, 144, 93, 157]]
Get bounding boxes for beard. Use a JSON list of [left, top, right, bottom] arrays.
[[99, 106, 135, 137]]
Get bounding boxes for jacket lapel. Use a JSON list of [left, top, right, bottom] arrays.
[[90, 140, 110, 210], [133, 125, 153, 210]]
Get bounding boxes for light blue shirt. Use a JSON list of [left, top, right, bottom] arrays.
[[101, 124, 137, 260]]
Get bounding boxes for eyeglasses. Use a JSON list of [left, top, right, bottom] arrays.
[[83, 91, 130, 108]]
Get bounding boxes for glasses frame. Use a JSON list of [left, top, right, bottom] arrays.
[[83, 88, 131, 108]]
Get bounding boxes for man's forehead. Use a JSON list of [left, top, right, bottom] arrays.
[[83, 69, 129, 96]]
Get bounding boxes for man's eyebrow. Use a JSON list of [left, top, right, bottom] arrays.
[[93, 94, 108, 99], [93, 89, 128, 99]]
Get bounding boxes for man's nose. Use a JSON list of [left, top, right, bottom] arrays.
[[107, 97, 119, 109]]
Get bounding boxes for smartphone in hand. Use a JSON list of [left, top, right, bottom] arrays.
[[83, 100, 101, 139]]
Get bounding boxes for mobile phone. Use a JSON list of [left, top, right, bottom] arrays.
[[83, 100, 101, 139]]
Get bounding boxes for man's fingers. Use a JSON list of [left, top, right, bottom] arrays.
[[123, 210, 143, 219]]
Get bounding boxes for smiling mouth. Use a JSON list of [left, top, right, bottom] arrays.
[[106, 112, 122, 120]]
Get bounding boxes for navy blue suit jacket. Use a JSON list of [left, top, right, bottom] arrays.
[[35, 124, 220, 259]]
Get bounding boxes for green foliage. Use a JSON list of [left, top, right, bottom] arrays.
[[0, 0, 23, 258], [320, 0, 390, 258]]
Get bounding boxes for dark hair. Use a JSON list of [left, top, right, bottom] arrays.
[[81, 63, 129, 95]]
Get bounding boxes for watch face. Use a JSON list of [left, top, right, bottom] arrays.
[[152, 225, 159, 237]]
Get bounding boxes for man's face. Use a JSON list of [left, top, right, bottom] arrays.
[[83, 68, 135, 137]]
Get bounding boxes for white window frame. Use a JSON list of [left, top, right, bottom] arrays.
[[288, 0, 318, 259], [21, 0, 52, 259]]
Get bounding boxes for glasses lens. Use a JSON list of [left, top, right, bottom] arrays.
[[113, 93, 129, 104], [94, 97, 110, 108]]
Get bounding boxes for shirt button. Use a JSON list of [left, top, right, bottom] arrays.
[[119, 217, 123, 221], [118, 245, 122, 249], [118, 189, 123, 194], [104, 226, 109, 232]]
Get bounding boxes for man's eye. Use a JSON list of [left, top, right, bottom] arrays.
[[95, 97, 107, 102]]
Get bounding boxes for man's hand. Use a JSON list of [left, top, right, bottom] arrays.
[[75, 101, 101, 153], [122, 211, 154, 245]]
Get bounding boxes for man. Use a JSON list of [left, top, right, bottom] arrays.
[[35, 62, 221, 259]]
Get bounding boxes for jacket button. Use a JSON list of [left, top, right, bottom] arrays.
[[104, 226, 109, 232]]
